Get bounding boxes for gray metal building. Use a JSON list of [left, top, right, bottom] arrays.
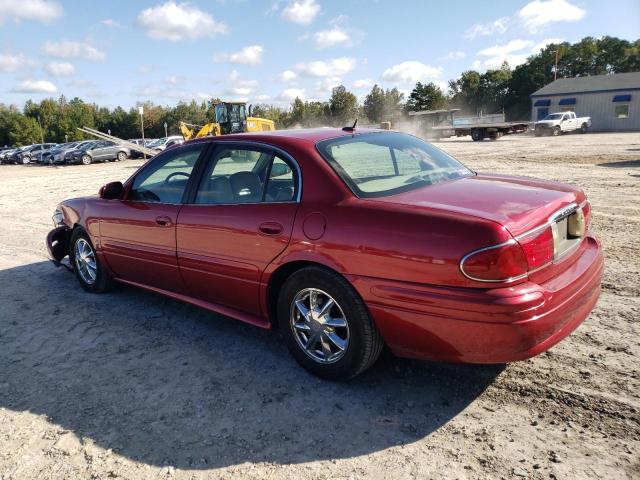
[[530, 72, 640, 131]]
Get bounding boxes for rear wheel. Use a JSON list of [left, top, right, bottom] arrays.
[[277, 267, 384, 380], [471, 129, 484, 141], [21, 156, 30, 165], [81, 154, 92, 165], [116, 151, 127, 162], [70, 229, 113, 293], [580, 123, 588, 134]]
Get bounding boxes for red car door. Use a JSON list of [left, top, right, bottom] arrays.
[[176, 144, 300, 316], [99, 143, 207, 293]]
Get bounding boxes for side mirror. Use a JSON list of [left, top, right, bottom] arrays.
[[99, 181, 124, 200]]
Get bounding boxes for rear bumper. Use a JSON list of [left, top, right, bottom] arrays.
[[351, 233, 603, 363]]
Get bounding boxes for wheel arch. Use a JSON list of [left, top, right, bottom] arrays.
[[265, 260, 351, 329]]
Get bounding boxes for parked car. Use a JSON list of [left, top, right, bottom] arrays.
[[534, 111, 591, 136], [147, 136, 184, 152], [45, 141, 96, 165], [9, 143, 57, 164], [47, 128, 603, 380], [0, 147, 17, 164], [128, 138, 157, 158], [66, 140, 131, 165]]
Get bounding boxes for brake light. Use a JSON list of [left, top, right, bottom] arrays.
[[582, 201, 591, 230], [460, 240, 528, 282], [518, 226, 554, 270]]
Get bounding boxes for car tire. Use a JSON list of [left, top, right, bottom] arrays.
[[552, 126, 561, 136], [277, 266, 384, 380], [117, 151, 127, 162], [70, 228, 114, 293], [580, 123, 588, 134], [81, 154, 92, 165], [21, 156, 30, 165]]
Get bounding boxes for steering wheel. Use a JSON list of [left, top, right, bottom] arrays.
[[164, 171, 190, 184]]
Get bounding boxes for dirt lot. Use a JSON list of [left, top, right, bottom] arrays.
[[0, 132, 638, 480]]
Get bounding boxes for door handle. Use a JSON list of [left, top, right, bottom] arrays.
[[155, 216, 172, 227], [259, 222, 283, 235]]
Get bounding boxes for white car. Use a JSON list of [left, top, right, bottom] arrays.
[[535, 111, 591, 136], [147, 136, 184, 152]]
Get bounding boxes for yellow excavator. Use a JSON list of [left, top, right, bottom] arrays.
[[180, 101, 275, 140]]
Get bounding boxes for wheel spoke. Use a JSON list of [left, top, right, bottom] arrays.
[[325, 331, 347, 351], [317, 297, 334, 317], [309, 290, 318, 310], [306, 330, 321, 351], [325, 315, 347, 328], [320, 335, 333, 359], [293, 321, 310, 332], [294, 300, 309, 319]]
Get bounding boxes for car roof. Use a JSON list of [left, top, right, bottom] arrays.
[[186, 127, 390, 149]]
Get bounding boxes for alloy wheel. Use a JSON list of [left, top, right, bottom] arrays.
[[74, 238, 97, 285], [290, 288, 350, 364]]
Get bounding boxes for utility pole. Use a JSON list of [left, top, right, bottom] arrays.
[[139, 106, 146, 161], [554, 49, 559, 81], [164, 121, 168, 138], [37, 116, 44, 145]]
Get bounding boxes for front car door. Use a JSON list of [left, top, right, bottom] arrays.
[[99, 143, 207, 293], [176, 142, 300, 316]]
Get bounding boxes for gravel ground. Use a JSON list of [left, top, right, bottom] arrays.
[[0, 131, 638, 480]]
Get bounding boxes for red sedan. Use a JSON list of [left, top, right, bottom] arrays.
[[47, 128, 603, 379]]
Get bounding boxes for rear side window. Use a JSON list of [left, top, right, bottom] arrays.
[[129, 144, 204, 203]]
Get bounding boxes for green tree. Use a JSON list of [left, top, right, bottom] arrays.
[[405, 82, 446, 113], [328, 85, 357, 126]]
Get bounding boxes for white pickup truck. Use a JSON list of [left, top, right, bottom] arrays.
[[534, 111, 591, 136]]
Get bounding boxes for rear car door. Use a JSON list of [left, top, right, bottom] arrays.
[[99, 143, 207, 293], [176, 143, 300, 316]]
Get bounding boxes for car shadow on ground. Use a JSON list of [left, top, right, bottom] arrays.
[[597, 159, 640, 168], [0, 261, 503, 469]]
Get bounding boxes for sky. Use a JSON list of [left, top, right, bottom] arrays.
[[1, 0, 639, 109]]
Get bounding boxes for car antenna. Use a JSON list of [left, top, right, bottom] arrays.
[[342, 118, 358, 132]]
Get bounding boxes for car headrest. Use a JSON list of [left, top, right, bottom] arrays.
[[229, 171, 263, 203]]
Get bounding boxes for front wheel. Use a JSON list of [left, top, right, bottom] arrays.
[[70, 229, 113, 293], [21, 156, 30, 165], [277, 267, 384, 380], [117, 151, 127, 162], [81, 154, 92, 165], [552, 126, 561, 136]]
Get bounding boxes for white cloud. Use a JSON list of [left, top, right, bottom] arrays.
[[477, 39, 534, 69], [464, 17, 509, 40], [313, 26, 350, 48], [46, 61, 75, 76], [101, 19, 120, 28], [0, 0, 62, 23], [43, 41, 106, 61], [518, 0, 585, 33], [352, 78, 374, 89], [278, 88, 306, 101], [278, 69, 298, 82], [281, 0, 320, 25], [165, 75, 183, 85], [381, 61, 442, 85], [471, 60, 482, 70], [225, 70, 259, 97], [296, 57, 356, 77], [137, 2, 227, 42], [11, 79, 57, 94], [531, 37, 564, 53], [0, 53, 29, 72], [229, 45, 264, 65], [445, 51, 466, 60], [478, 39, 532, 57], [314, 76, 341, 97]]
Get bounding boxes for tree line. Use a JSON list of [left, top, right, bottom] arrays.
[[1, 36, 637, 147]]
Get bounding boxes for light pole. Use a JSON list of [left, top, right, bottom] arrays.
[[139, 106, 146, 161], [37, 116, 44, 145], [164, 121, 168, 138]]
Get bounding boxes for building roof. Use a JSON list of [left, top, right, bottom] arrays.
[[531, 71, 640, 97]]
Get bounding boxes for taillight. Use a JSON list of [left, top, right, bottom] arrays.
[[582, 201, 591, 230], [518, 226, 554, 270], [460, 240, 528, 282]]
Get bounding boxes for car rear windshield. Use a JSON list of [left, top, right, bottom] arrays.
[[316, 132, 473, 198]]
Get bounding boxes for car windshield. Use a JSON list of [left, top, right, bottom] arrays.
[[316, 132, 473, 198], [147, 138, 165, 147], [544, 113, 564, 120]]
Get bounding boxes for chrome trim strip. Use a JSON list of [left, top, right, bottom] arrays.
[[460, 201, 585, 284]]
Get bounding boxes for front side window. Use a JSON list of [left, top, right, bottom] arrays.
[[316, 132, 473, 198], [129, 144, 204, 203], [615, 104, 630, 119], [194, 146, 297, 204]]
